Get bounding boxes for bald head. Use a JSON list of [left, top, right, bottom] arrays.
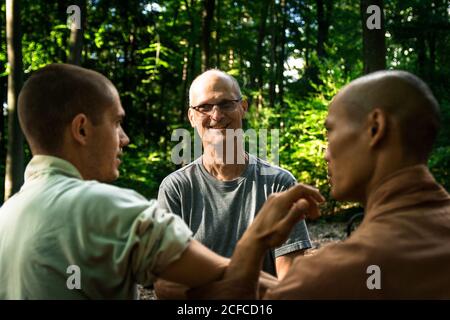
[[189, 69, 242, 106], [335, 70, 440, 161], [18, 63, 117, 154]]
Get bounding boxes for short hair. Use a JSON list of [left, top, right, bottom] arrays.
[[343, 70, 441, 161], [18, 63, 116, 153], [189, 69, 242, 106]]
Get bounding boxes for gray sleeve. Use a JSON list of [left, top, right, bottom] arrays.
[[157, 176, 182, 217], [273, 172, 313, 257]]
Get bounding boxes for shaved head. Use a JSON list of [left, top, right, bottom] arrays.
[[189, 69, 242, 106], [335, 70, 440, 161], [18, 63, 117, 154]]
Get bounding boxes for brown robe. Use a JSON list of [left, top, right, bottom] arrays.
[[265, 165, 450, 299]]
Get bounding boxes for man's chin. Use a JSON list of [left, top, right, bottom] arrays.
[[207, 128, 227, 134], [331, 187, 362, 203], [103, 171, 120, 183], [203, 129, 226, 143], [330, 187, 346, 201]]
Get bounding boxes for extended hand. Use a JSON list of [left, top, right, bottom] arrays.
[[242, 183, 325, 250], [187, 183, 325, 300]]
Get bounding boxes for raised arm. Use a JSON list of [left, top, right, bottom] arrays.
[[187, 183, 324, 299]]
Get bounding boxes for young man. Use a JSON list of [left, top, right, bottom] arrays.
[[0, 63, 323, 299]]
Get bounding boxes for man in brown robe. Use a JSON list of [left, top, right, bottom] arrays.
[[191, 70, 450, 299]]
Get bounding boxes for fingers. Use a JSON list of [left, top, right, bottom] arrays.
[[302, 196, 321, 220], [267, 199, 311, 247], [285, 196, 321, 223], [285, 198, 310, 224], [280, 183, 325, 205], [259, 271, 278, 282], [245, 183, 324, 249]]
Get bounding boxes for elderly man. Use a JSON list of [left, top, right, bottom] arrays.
[[191, 70, 450, 299], [156, 70, 311, 296], [0, 63, 323, 299]]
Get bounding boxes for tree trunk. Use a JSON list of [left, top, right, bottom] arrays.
[[180, 0, 196, 123], [68, 0, 86, 65], [416, 33, 426, 78], [0, 74, 6, 202], [316, 0, 325, 58], [317, 0, 333, 58], [201, 0, 215, 71], [215, 0, 221, 69], [5, 0, 24, 201], [253, 0, 269, 92], [180, 51, 189, 122], [360, 0, 386, 74], [277, 0, 287, 108], [269, 0, 277, 109], [428, 34, 436, 82]]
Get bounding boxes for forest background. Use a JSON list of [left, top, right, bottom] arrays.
[[1, 0, 449, 218]]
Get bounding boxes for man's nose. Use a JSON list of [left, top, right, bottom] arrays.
[[120, 128, 130, 147], [324, 147, 330, 162], [210, 105, 224, 121]]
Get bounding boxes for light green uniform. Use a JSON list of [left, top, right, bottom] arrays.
[[0, 155, 192, 299]]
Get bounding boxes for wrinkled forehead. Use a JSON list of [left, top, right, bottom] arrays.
[[190, 74, 238, 104]]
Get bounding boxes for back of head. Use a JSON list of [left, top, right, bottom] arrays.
[[18, 63, 115, 154], [341, 70, 441, 162]]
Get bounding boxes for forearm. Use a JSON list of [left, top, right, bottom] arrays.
[[154, 279, 189, 299], [275, 250, 305, 280], [223, 236, 268, 299], [159, 239, 229, 289], [184, 239, 267, 300]]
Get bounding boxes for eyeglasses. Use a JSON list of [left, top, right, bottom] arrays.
[[189, 98, 242, 115]]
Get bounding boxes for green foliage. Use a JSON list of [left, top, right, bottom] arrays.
[[429, 146, 450, 192], [115, 146, 176, 199], [248, 59, 359, 215], [1, 0, 449, 210], [429, 96, 450, 192]]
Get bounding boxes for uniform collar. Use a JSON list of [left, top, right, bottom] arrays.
[[365, 165, 450, 221], [24, 155, 83, 182]]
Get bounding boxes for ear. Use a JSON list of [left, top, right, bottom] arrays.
[[188, 108, 196, 128], [367, 108, 387, 148], [71, 113, 90, 145], [241, 99, 249, 117]]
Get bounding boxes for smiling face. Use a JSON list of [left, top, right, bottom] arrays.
[[86, 86, 130, 182], [324, 90, 373, 202], [188, 72, 247, 146]]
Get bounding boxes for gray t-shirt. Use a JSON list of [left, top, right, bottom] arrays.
[[157, 154, 312, 275]]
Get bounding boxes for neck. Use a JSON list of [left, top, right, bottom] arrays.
[[363, 151, 424, 207], [55, 145, 94, 181], [202, 141, 248, 181]]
